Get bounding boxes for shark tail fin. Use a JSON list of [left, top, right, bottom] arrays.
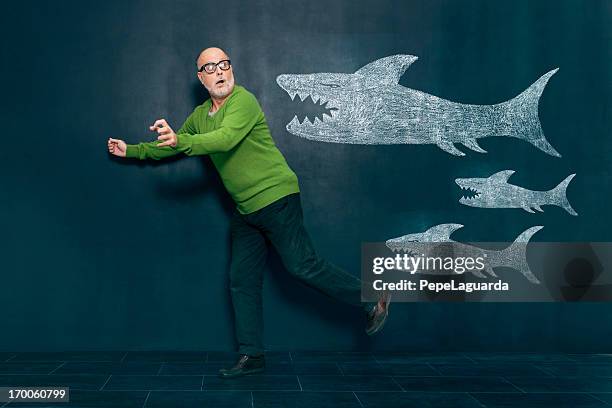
[[503, 68, 561, 157], [551, 173, 578, 216], [501, 226, 544, 284]]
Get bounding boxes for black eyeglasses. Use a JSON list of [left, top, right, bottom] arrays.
[[198, 59, 231, 74]]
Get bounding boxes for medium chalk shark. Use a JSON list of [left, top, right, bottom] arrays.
[[276, 55, 561, 157], [385, 223, 543, 284], [455, 170, 577, 215]]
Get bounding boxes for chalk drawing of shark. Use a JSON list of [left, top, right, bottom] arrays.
[[385, 223, 543, 283], [456, 170, 577, 215], [276, 55, 561, 157]]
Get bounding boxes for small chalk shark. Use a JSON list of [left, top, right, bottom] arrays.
[[276, 55, 561, 157], [385, 223, 543, 283], [455, 170, 577, 215]]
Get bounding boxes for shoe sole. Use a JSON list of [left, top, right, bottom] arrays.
[[366, 293, 392, 336], [218, 366, 265, 378]]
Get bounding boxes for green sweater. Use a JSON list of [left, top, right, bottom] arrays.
[[125, 85, 300, 214]]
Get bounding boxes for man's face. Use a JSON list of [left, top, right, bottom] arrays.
[[197, 52, 235, 99]]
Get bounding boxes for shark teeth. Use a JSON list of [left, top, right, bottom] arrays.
[[284, 89, 335, 109], [287, 115, 318, 127], [284, 89, 339, 128], [459, 186, 480, 200], [288, 115, 299, 127]]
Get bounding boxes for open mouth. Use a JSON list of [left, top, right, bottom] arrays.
[[215, 79, 225, 86], [457, 185, 481, 201], [282, 89, 339, 127]]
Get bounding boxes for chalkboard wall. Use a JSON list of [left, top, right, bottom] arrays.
[[1, 0, 611, 351]]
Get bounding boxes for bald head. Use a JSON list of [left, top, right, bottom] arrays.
[[196, 47, 230, 69]]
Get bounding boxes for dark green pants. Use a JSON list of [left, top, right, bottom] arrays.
[[229, 192, 374, 356]]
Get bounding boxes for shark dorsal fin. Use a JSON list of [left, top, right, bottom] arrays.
[[425, 223, 464, 241], [354, 55, 418, 85], [488, 170, 515, 183]]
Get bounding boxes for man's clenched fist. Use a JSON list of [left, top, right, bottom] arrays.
[[108, 138, 127, 157], [107, 119, 176, 157], [151, 118, 177, 147]]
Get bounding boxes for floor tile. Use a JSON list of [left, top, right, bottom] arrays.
[[505, 376, 612, 393], [536, 362, 612, 377], [0, 354, 16, 362], [568, 354, 612, 363], [204, 375, 300, 391], [103, 375, 202, 391], [253, 391, 360, 408], [590, 393, 612, 404], [432, 363, 551, 377], [339, 362, 439, 376], [394, 376, 520, 392], [374, 352, 473, 364], [9, 352, 125, 363], [290, 352, 376, 363], [298, 375, 401, 391], [158, 363, 209, 375], [122, 352, 206, 363], [378, 363, 441, 376], [0, 362, 63, 375], [288, 362, 342, 375], [145, 390, 251, 408], [337, 362, 385, 375], [0, 374, 108, 391], [356, 391, 483, 408], [54, 362, 162, 375], [472, 392, 608, 407], [465, 353, 573, 363]]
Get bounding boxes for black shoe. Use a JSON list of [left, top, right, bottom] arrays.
[[218, 354, 265, 378], [366, 291, 391, 336]]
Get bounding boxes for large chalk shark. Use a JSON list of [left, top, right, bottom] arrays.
[[385, 223, 543, 283], [276, 55, 561, 157], [456, 170, 577, 215]]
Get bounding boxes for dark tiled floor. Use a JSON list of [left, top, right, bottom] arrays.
[[0, 352, 612, 407]]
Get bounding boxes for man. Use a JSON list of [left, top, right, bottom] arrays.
[[107, 47, 390, 378]]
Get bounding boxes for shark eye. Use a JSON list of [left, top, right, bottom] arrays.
[[321, 83, 340, 88]]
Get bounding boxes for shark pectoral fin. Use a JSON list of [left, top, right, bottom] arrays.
[[437, 141, 465, 156], [522, 206, 536, 213], [471, 269, 487, 278], [462, 139, 487, 153], [534, 205, 544, 212], [485, 266, 498, 278]]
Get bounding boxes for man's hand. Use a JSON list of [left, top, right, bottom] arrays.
[[108, 138, 127, 157], [151, 118, 177, 147]]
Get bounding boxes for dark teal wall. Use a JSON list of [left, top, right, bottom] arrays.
[[1, 0, 611, 351]]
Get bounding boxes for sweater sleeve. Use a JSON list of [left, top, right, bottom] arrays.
[[173, 91, 261, 156], [124, 110, 198, 160]]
